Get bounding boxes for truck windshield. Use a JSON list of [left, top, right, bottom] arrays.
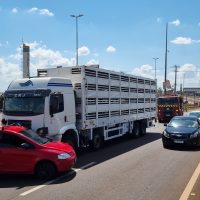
[[158, 98, 178, 105], [3, 97, 45, 116]]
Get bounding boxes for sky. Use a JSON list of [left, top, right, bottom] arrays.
[[0, 0, 200, 92]]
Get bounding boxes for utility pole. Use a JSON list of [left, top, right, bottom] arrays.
[[174, 65, 178, 94], [164, 23, 168, 94]]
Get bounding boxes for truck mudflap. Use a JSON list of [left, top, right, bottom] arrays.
[[147, 118, 156, 128]]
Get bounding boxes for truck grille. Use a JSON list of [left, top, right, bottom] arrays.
[[164, 108, 173, 117], [7, 120, 32, 129]]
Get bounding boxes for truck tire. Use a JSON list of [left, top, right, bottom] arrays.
[[132, 122, 140, 138], [140, 125, 146, 136], [89, 132, 103, 151], [35, 161, 57, 180], [62, 132, 78, 151]]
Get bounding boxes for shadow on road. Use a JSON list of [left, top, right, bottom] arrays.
[[0, 131, 161, 188], [0, 169, 77, 188], [75, 131, 162, 168]]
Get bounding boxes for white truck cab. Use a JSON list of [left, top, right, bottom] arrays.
[[3, 77, 78, 145]]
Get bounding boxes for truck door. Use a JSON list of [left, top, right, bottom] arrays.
[[45, 93, 66, 137]]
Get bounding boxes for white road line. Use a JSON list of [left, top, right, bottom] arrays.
[[19, 162, 96, 197], [79, 162, 96, 170], [179, 162, 200, 200]]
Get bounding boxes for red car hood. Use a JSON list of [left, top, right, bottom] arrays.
[[43, 142, 73, 153]]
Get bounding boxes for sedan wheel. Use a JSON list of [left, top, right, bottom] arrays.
[[35, 161, 57, 180]]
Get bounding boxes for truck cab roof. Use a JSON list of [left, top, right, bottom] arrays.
[[7, 77, 73, 93]]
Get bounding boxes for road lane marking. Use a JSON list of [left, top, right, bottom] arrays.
[[19, 162, 96, 197], [179, 162, 200, 200], [77, 162, 96, 170]]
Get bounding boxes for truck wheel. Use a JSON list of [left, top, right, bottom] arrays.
[[140, 125, 146, 136], [62, 133, 78, 151], [35, 161, 57, 180], [89, 133, 103, 151], [132, 122, 140, 138]]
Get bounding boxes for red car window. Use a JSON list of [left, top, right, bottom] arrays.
[[0, 132, 30, 148]]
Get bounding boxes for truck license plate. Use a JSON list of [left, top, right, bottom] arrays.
[[174, 140, 184, 144]]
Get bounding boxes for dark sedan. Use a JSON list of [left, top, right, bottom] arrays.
[[162, 116, 200, 148], [189, 111, 200, 120]]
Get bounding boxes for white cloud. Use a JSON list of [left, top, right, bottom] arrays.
[[30, 47, 73, 71], [0, 58, 21, 91], [25, 41, 42, 49], [78, 46, 90, 56], [27, 7, 54, 17], [106, 46, 116, 53], [12, 8, 18, 13], [171, 37, 200, 45], [132, 64, 154, 78], [86, 59, 99, 66], [39, 9, 54, 17], [179, 64, 196, 73], [179, 64, 199, 87], [170, 19, 180, 26]]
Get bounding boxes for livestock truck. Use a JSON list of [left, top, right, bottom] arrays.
[[2, 65, 156, 150]]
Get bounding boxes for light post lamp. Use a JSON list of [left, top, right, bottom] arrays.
[[70, 14, 83, 66], [153, 57, 159, 80]]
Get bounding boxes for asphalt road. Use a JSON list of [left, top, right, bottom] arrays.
[[0, 122, 200, 200]]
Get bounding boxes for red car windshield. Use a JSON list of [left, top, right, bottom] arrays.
[[20, 129, 49, 144]]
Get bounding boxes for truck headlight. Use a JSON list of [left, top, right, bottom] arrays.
[[58, 153, 71, 160], [163, 130, 170, 138], [190, 131, 199, 139]]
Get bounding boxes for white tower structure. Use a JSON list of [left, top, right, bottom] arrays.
[[23, 44, 30, 78]]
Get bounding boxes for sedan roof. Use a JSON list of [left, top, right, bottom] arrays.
[[172, 116, 198, 120]]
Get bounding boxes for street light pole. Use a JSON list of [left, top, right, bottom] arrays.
[[153, 57, 159, 80], [70, 14, 83, 66], [174, 65, 178, 94], [164, 22, 168, 94]]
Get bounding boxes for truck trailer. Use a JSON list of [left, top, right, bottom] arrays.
[[2, 65, 156, 150]]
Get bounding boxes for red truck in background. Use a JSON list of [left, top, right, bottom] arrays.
[[157, 95, 184, 123]]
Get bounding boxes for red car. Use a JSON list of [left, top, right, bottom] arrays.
[[0, 125, 76, 179]]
